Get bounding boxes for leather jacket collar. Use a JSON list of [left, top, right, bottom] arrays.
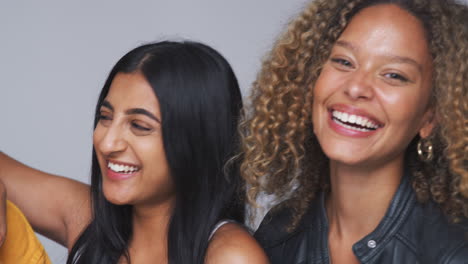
[[255, 172, 468, 263]]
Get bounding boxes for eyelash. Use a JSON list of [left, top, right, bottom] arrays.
[[330, 58, 353, 68], [98, 113, 111, 121], [384, 72, 409, 83], [131, 122, 151, 132], [330, 57, 412, 84], [98, 113, 152, 133]]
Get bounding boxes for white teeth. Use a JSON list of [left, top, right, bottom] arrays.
[[342, 112, 349, 123], [356, 116, 363, 124], [334, 118, 371, 132], [107, 161, 139, 173], [332, 110, 380, 130]]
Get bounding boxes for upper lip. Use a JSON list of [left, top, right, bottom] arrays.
[[329, 104, 384, 127]]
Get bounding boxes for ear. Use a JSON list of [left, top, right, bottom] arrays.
[[419, 109, 436, 139]]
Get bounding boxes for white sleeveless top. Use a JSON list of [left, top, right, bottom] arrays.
[[208, 220, 235, 241]]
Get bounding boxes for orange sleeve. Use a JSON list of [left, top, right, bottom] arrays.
[[0, 200, 52, 264]]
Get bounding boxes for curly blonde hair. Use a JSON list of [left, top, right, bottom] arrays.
[[240, 0, 468, 228]]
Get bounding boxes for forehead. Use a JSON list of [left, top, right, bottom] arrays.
[[105, 72, 160, 115], [337, 4, 431, 63]]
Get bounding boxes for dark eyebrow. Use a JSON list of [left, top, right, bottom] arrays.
[[385, 55, 423, 73], [335, 40, 423, 73], [100, 100, 160, 123], [125, 108, 161, 123], [101, 100, 114, 111], [335, 40, 358, 52]]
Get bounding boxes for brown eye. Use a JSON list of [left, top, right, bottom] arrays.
[[384, 72, 409, 82], [331, 58, 354, 68], [98, 112, 112, 126], [131, 122, 151, 131], [130, 120, 153, 135]]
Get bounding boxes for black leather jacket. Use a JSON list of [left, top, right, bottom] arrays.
[[254, 174, 468, 263]]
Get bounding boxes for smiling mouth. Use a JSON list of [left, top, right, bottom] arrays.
[[107, 161, 141, 174], [331, 110, 383, 132]]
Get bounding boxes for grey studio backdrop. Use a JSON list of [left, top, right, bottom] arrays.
[[3, 0, 468, 263], [0, 0, 309, 262]]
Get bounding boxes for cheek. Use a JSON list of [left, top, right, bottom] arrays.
[[312, 65, 344, 106], [93, 125, 104, 151], [142, 140, 174, 198], [139, 137, 165, 160], [311, 73, 333, 132], [376, 89, 428, 124], [314, 69, 330, 100], [93, 127, 109, 169], [139, 137, 171, 178], [311, 96, 321, 129]]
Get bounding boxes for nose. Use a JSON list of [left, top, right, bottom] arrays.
[[94, 123, 127, 157], [343, 71, 374, 100]]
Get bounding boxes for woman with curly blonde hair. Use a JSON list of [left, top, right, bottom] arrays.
[[242, 0, 468, 263]]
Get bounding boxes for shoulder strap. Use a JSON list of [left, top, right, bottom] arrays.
[[208, 220, 236, 241]]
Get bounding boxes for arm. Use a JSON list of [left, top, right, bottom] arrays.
[[0, 152, 91, 248], [205, 223, 270, 264], [0, 180, 6, 247]]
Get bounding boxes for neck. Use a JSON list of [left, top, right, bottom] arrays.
[[326, 158, 404, 242], [127, 199, 174, 263]]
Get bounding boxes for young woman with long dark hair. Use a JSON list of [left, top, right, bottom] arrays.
[[0, 41, 268, 263]]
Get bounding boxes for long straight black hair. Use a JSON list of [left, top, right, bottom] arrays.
[[67, 41, 244, 264]]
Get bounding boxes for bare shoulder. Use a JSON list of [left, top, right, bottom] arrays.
[[205, 222, 270, 264]]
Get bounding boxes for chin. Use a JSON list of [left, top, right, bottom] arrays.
[[102, 188, 133, 206], [323, 147, 367, 167], [105, 196, 132, 206], [331, 158, 366, 168], [328, 154, 361, 166]]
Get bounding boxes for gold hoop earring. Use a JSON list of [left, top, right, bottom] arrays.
[[417, 138, 433, 162]]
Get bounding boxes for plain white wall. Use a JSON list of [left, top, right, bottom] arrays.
[[0, 0, 308, 262]]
